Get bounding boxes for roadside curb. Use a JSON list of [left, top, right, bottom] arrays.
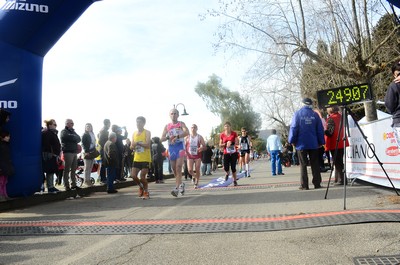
[[0, 174, 175, 212]]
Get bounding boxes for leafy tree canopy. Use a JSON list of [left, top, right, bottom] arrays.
[[195, 73, 262, 137]]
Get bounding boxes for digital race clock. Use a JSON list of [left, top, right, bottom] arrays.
[[317, 83, 373, 109]]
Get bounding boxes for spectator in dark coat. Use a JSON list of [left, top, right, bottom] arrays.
[[0, 130, 14, 201], [103, 132, 119, 193], [201, 144, 213, 176], [151, 137, 166, 183], [60, 119, 81, 191], [42, 119, 61, 193], [98, 119, 111, 184], [112, 125, 128, 181]]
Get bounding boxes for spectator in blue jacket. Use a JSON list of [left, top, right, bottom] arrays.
[[288, 98, 325, 190]]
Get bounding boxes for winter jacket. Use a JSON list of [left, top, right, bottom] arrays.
[[42, 128, 61, 156], [103, 140, 119, 168], [288, 106, 325, 150], [60, 127, 81, 153], [324, 112, 349, 151], [385, 81, 400, 125], [0, 141, 14, 176]]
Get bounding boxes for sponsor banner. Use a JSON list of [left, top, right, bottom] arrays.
[[0, 0, 98, 197], [199, 170, 250, 189], [346, 116, 400, 189]]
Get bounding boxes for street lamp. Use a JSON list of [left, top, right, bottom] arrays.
[[173, 103, 189, 116]]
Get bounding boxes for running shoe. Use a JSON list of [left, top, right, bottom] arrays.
[[179, 182, 185, 196], [138, 186, 144, 197], [142, 191, 150, 200], [233, 181, 238, 186], [47, 187, 59, 194], [85, 181, 94, 187], [171, 188, 179, 197]]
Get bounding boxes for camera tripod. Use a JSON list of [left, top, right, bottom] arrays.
[[324, 105, 399, 210]]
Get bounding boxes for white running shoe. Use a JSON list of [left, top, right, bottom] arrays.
[[179, 182, 185, 196], [171, 188, 179, 197]]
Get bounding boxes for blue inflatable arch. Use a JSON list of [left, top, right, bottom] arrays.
[[0, 0, 101, 197], [387, 0, 400, 8]]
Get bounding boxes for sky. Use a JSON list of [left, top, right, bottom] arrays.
[[42, 0, 252, 141]]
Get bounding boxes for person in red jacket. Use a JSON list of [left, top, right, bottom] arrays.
[[324, 106, 349, 185], [219, 122, 239, 186]]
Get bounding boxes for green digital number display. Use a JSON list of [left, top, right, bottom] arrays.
[[317, 83, 373, 109]]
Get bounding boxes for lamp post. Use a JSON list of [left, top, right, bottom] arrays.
[[173, 103, 189, 116]]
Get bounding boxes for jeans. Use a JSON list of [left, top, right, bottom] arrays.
[[99, 150, 107, 183], [45, 173, 55, 189], [270, 150, 282, 175], [201, 163, 211, 175], [106, 167, 116, 191]]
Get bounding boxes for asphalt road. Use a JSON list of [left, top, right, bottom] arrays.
[[1, 159, 400, 265]]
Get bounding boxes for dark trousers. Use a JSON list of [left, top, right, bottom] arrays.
[[329, 148, 345, 183], [223, 153, 238, 173], [153, 159, 164, 181], [106, 167, 116, 191], [318, 146, 325, 169], [99, 150, 107, 183], [298, 149, 322, 188]]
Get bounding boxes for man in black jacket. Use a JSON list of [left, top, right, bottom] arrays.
[[98, 119, 110, 184], [201, 144, 213, 176], [103, 132, 118, 193], [60, 119, 81, 191]]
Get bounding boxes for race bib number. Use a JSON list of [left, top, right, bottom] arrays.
[[190, 145, 198, 155], [226, 145, 236, 154], [169, 128, 183, 143], [189, 138, 198, 155], [136, 142, 144, 153], [240, 142, 248, 150]]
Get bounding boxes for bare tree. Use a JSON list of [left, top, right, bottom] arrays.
[[205, 0, 400, 128]]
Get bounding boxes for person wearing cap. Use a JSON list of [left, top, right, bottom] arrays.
[[288, 98, 325, 190], [385, 62, 400, 149]]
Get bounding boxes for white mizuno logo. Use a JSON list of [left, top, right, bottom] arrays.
[[1, 0, 49, 14], [0, 78, 18, 88]]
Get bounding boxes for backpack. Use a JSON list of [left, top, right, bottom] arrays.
[[325, 117, 335, 137], [152, 143, 166, 161]]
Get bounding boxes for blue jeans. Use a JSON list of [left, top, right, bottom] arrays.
[[99, 150, 107, 182], [270, 150, 282, 175], [201, 163, 211, 175], [106, 167, 116, 191]]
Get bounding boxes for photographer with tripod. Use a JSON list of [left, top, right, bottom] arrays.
[[324, 106, 349, 185]]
